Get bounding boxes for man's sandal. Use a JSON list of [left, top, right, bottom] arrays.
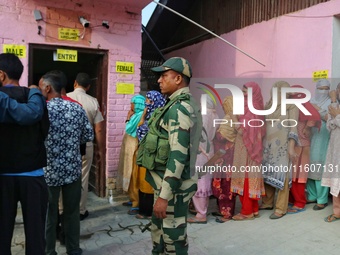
[[269, 212, 285, 219]]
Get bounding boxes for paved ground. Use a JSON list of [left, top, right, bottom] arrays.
[[12, 191, 340, 255]]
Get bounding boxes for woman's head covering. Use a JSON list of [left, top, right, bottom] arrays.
[[205, 95, 215, 109], [126, 95, 145, 137], [145, 91, 166, 120], [290, 85, 321, 129], [222, 95, 233, 115], [310, 79, 331, 111], [242, 81, 264, 116], [136, 91, 166, 141], [217, 96, 237, 143], [131, 95, 146, 113], [265, 81, 291, 119], [239, 82, 266, 164], [200, 94, 216, 112]]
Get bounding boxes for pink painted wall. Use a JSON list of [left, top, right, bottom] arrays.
[[0, 0, 149, 181], [167, 0, 340, 101]]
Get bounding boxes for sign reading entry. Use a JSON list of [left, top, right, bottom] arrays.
[[3, 44, 26, 58], [58, 28, 79, 41], [116, 61, 134, 74], [55, 49, 78, 62]]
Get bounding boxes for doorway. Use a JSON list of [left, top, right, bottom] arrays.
[[28, 43, 108, 197]]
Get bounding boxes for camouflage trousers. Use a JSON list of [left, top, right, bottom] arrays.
[[151, 189, 195, 255]]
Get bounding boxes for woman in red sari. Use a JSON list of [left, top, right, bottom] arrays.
[[231, 82, 266, 220]]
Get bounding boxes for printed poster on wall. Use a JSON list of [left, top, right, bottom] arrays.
[[116, 83, 134, 94], [116, 61, 134, 74], [313, 70, 328, 81], [53, 49, 78, 62], [58, 28, 80, 41]]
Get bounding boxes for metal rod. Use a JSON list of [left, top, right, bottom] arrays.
[[152, 0, 266, 67], [161, 32, 212, 54], [142, 25, 166, 61]]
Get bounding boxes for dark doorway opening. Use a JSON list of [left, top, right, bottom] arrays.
[[28, 43, 108, 197]]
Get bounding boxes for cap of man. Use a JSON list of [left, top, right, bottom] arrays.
[[151, 57, 192, 78]]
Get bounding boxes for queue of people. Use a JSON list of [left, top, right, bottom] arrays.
[[3, 52, 340, 255], [117, 57, 340, 255], [0, 53, 98, 255], [185, 78, 340, 227]]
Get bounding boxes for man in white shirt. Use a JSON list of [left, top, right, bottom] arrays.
[[67, 73, 104, 220]]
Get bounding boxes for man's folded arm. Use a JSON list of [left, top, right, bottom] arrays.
[[0, 88, 45, 125]]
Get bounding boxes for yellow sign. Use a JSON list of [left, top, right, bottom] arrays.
[[3, 44, 26, 58], [58, 28, 79, 41], [313, 70, 328, 81], [116, 83, 134, 94], [116, 61, 134, 74], [56, 49, 78, 62]]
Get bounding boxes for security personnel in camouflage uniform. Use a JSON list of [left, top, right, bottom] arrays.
[[139, 57, 202, 255]]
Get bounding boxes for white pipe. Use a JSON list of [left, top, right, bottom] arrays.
[[152, 0, 266, 67]]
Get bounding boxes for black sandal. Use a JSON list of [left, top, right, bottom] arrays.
[[127, 207, 139, 215], [211, 212, 223, 217], [122, 201, 132, 206], [215, 217, 231, 223]]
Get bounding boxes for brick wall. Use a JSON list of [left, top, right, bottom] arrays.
[[0, 0, 148, 182]]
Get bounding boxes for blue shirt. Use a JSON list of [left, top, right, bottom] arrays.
[[44, 98, 94, 186], [0, 88, 45, 125], [2, 169, 44, 177]]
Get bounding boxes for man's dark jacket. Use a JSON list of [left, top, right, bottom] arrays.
[[0, 86, 49, 173]]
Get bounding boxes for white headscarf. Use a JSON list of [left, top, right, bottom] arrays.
[[196, 95, 218, 166], [202, 95, 215, 109], [310, 79, 331, 112]]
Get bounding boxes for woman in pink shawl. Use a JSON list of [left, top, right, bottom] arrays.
[[231, 82, 266, 220]]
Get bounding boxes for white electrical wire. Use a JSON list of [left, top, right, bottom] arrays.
[[78, 27, 86, 39], [152, 0, 266, 67]]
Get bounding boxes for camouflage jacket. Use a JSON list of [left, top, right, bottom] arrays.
[[145, 87, 202, 200]]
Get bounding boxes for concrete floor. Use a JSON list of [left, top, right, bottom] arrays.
[[12, 191, 340, 255]]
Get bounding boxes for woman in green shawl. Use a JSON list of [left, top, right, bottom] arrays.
[[117, 95, 145, 214]]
